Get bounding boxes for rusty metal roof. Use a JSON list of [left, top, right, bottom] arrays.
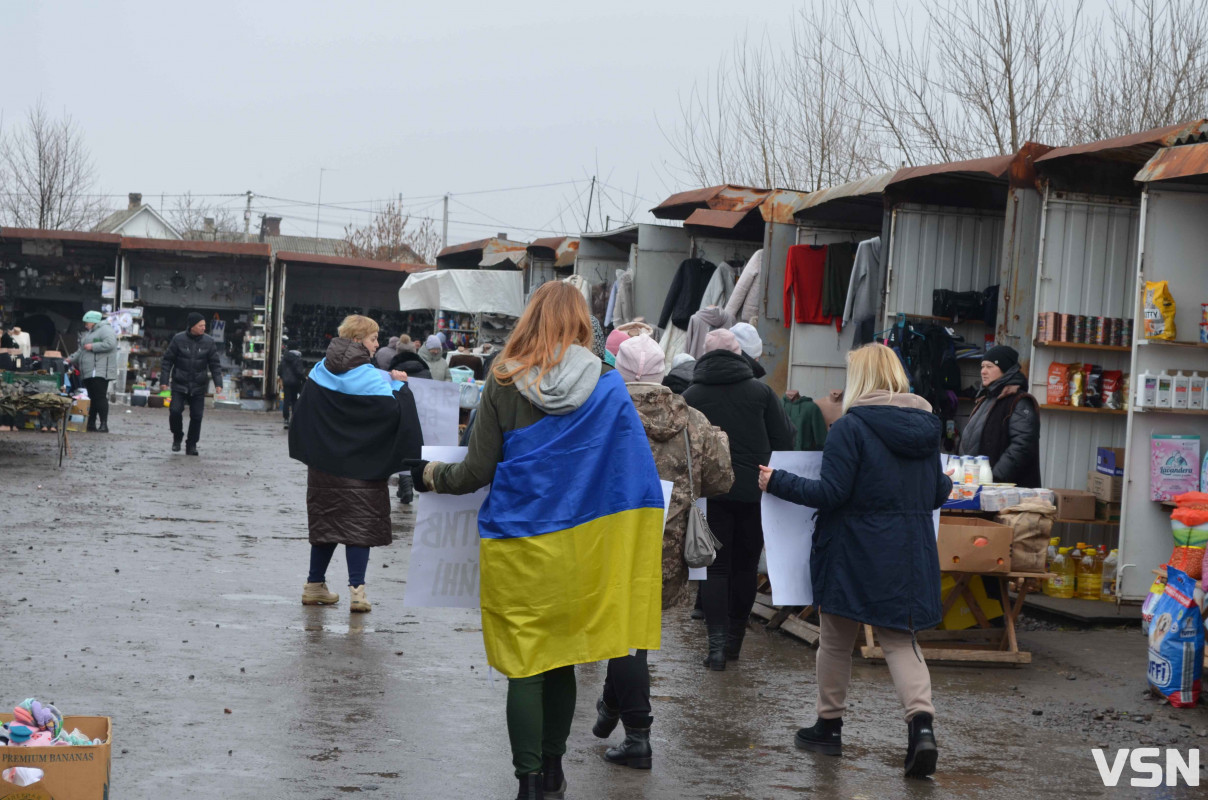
[[792, 172, 897, 217], [527, 236, 579, 268], [683, 209, 750, 229], [888, 153, 1016, 187], [652, 184, 772, 219], [277, 251, 432, 274], [1036, 119, 1208, 165], [1134, 142, 1208, 183], [0, 228, 122, 246], [122, 237, 272, 258], [757, 189, 810, 224]]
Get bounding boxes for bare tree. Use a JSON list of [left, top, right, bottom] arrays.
[[342, 201, 440, 264], [668, 0, 1208, 188], [0, 100, 104, 229], [168, 192, 241, 237]]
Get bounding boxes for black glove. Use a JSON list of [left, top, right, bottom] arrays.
[[405, 459, 431, 493]]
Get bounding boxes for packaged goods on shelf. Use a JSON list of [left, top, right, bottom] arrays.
[[1151, 434, 1200, 501], [1143, 280, 1177, 340]]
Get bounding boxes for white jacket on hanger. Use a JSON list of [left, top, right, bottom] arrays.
[[700, 260, 736, 311], [725, 249, 762, 324]]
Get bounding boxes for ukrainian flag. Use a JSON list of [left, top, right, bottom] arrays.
[[478, 370, 665, 678]]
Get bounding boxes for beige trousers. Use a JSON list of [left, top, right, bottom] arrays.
[[816, 612, 935, 722]]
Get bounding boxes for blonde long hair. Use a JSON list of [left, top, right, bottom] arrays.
[[842, 343, 911, 414], [493, 281, 593, 387]]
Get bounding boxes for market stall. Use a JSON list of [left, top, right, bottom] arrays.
[[117, 238, 273, 408], [273, 251, 432, 389], [0, 371, 74, 466], [397, 269, 524, 350], [575, 223, 690, 328]]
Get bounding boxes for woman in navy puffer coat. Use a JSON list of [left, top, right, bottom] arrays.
[[758, 343, 951, 779]]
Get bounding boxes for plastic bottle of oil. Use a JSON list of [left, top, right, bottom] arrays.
[[1068, 543, 1086, 595], [1043, 537, 1061, 596], [1077, 546, 1103, 599], [1100, 548, 1118, 602], [1050, 547, 1075, 599]]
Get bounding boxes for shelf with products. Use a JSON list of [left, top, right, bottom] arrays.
[[1135, 338, 1208, 349], [1033, 340, 1131, 354], [1131, 406, 1208, 415], [1038, 404, 1128, 416]]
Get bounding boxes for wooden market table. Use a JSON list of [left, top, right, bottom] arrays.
[[859, 570, 1054, 666]]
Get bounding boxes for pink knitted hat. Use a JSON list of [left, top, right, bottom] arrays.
[[704, 328, 742, 354], [605, 328, 629, 356], [616, 334, 666, 382]]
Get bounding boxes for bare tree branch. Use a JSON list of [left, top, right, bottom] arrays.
[[342, 201, 439, 265]]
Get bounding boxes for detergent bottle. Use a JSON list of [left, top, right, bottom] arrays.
[[1077, 545, 1103, 599], [1100, 548, 1118, 601], [1050, 547, 1075, 599]]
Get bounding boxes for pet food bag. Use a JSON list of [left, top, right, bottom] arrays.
[[1146, 567, 1203, 708], [1144, 280, 1177, 340]]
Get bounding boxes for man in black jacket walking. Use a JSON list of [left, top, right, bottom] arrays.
[[279, 349, 307, 430], [161, 312, 223, 455]]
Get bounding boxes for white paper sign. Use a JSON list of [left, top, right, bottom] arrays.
[[405, 446, 488, 608], [406, 377, 461, 447], [760, 451, 823, 606], [406, 449, 673, 610]]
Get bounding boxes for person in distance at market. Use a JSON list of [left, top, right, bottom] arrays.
[[278, 347, 307, 430], [408, 282, 665, 800], [160, 312, 223, 456], [956, 344, 1041, 488], [757, 343, 950, 779], [418, 334, 451, 380], [683, 327, 796, 670], [66, 311, 118, 433], [288, 314, 420, 613], [590, 333, 734, 771]]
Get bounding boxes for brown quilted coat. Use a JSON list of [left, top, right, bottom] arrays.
[[307, 468, 392, 547]]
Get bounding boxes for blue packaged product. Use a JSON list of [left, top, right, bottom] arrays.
[[1146, 567, 1203, 708]]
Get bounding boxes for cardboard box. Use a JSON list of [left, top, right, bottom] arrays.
[[65, 397, 91, 432], [1096, 500, 1122, 523], [937, 516, 1013, 573], [1087, 470, 1123, 503], [0, 714, 110, 799], [1096, 447, 1125, 476], [1052, 488, 1096, 521], [937, 574, 1004, 630]]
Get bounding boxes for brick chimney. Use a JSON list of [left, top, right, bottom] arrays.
[[203, 217, 216, 235], [265, 216, 282, 237], [128, 192, 142, 210]]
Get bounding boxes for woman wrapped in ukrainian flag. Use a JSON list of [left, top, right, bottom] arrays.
[[410, 281, 665, 800]]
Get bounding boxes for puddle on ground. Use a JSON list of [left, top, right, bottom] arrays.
[[220, 593, 293, 604], [287, 623, 376, 634]]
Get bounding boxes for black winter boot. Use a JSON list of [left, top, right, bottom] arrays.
[[724, 618, 748, 661], [97, 420, 109, 433], [904, 713, 937, 778], [172, 436, 182, 452], [604, 718, 652, 769], [186, 443, 199, 456], [795, 717, 843, 756], [541, 755, 565, 798], [592, 696, 620, 738], [702, 625, 727, 670], [515, 772, 543, 800]]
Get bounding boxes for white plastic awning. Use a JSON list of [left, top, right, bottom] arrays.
[[397, 269, 525, 317]]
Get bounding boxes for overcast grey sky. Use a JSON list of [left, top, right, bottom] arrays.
[[5, 1, 802, 244]]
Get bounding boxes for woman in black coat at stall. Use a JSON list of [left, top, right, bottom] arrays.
[[957, 345, 1041, 487], [289, 315, 422, 613], [757, 343, 951, 779], [682, 328, 795, 670]]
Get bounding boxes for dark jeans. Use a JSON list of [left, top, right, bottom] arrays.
[[82, 377, 110, 428], [169, 391, 206, 446], [602, 650, 651, 727], [282, 385, 299, 422], [507, 666, 576, 777], [702, 499, 764, 628], [308, 543, 370, 586]]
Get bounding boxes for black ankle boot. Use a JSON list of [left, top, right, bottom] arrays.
[[186, 443, 199, 456], [515, 772, 543, 800], [97, 421, 109, 433], [702, 625, 727, 670], [541, 755, 565, 798], [604, 718, 652, 769], [904, 713, 937, 778], [172, 436, 182, 452], [724, 619, 747, 661], [795, 717, 843, 756], [592, 696, 620, 738]]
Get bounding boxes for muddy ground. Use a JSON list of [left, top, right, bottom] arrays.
[[2, 407, 1206, 799]]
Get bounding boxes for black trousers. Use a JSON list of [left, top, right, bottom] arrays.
[[702, 499, 764, 628], [169, 391, 206, 445], [82, 377, 110, 427], [602, 650, 650, 727], [282, 385, 299, 421]]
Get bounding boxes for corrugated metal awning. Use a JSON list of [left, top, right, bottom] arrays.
[[122, 237, 271, 258], [1135, 141, 1208, 183], [1037, 119, 1208, 166], [652, 184, 771, 219], [683, 208, 750, 229], [277, 251, 432, 274], [791, 172, 896, 217], [888, 153, 1015, 187]]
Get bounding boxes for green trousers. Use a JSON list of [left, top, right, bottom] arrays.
[[506, 665, 577, 777]]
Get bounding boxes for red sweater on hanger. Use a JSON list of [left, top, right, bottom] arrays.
[[784, 244, 831, 327]]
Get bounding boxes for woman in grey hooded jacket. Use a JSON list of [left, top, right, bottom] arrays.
[[69, 311, 119, 432]]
